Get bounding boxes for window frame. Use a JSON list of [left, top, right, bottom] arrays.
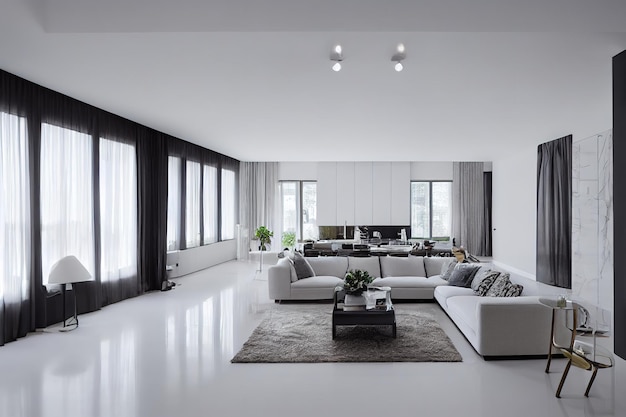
[[279, 180, 317, 241], [410, 180, 452, 240]]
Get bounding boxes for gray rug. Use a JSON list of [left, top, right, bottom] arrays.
[[231, 307, 462, 363]]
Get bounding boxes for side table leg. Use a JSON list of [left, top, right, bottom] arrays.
[[556, 359, 573, 398], [546, 310, 556, 373], [584, 367, 599, 397]]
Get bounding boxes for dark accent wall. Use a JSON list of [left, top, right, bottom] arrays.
[[614, 50, 626, 360]]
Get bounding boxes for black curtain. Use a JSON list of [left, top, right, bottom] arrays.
[[483, 172, 493, 256], [1, 67, 236, 344], [536, 135, 572, 288], [138, 130, 168, 292]]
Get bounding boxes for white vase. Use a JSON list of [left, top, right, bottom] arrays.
[[344, 294, 365, 307]]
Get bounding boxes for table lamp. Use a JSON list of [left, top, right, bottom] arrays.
[[48, 255, 93, 330]]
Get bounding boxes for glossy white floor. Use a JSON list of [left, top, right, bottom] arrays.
[[1, 260, 624, 417]]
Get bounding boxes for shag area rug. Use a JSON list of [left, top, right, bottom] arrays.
[[231, 307, 462, 363]]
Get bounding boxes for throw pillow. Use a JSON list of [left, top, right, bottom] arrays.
[[447, 263, 481, 287], [440, 260, 458, 281], [470, 269, 500, 293], [290, 251, 316, 280], [475, 273, 499, 296], [484, 273, 522, 297]]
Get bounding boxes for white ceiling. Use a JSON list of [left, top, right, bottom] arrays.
[[2, 0, 626, 162]]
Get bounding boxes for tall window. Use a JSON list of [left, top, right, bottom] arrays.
[[185, 161, 201, 248], [0, 112, 30, 304], [99, 138, 137, 282], [221, 168, 236, 240], [410, 181, 452, 240], [280, 181, 317, 241], [166, 156, 181, 251], [203, 165, 218, 244], [40, 123, 94, 285]]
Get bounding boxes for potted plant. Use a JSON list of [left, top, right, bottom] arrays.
[[343, 269, 373, 308], [254, 226, 273, 251], [281, 231, 296, 251]]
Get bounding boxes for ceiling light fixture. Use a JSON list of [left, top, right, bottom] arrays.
[[330, 44, 343, 72], [391, 43, 406, 72]]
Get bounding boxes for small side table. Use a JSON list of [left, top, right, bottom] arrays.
[[539, 297, 579, 374], [539, 297, 614, 397]]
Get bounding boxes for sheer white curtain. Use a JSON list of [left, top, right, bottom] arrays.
[[185, 161, 201, 248], [166, 156, 181, 250], [452, 162, 485, 255], [0, 112, 30, 306], [203, 165, 218, 244], [40, 123, 94, 285], [221, 168, 236, 240], [238, 162, 278, 258], [99, 138, 137, 282]]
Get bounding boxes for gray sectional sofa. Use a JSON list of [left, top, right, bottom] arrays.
[[267, 255, 566, 358]]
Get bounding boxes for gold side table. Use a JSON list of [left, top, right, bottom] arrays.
[[539, 297, 614, 398], [539, 297, 578, 374]]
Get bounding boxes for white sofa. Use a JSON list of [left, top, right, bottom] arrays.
[[434, 265, 566, 358], [268, 255, 453, 301], [268, 255, 568, 358]]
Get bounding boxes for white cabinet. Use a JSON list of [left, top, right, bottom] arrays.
[[317, 162, 337, 225], [372, 162, 392, 224], [354, 162, 373, 225], [336, 162, 355, 227], [391, 162, 410, 224], [317, 161, 410, 227]]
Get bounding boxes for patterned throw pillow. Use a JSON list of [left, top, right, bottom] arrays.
[[447, 263, 481, 287], [289, 251, 316, 280], [470, 269, 500, 293], [475, 273, 499, 296], [483, 273, 523, 297], [440, 260, 458, 281]]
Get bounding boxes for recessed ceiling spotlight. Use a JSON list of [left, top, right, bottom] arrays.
[[391, 43, 406, 72], [330, 44, 343, 72]]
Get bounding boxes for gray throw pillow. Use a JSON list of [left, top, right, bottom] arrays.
[[470, 269, 500, 293], [440, 260, 458, 281], [447, 263, 481, 287], [290, 251, 315, 280]]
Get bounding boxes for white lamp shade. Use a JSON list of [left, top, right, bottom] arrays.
[[48, 255, 93, 284]]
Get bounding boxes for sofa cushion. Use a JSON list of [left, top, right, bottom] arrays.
[[348, 256, 381, 279], [380, 255, 425, 278], [484, 273, 523, 297], [448, 263, 481, 287], [305, 256, 348, 278], [440, 260, 458, 281], [291, 275, 344, 289], [371, 276, 436, 288], [434, 285, 473, 309], [290, 251, 316, 280], [423, 257, 455, 277], [470, 269, 500, 293]]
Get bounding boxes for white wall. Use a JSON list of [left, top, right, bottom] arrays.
[[278, 162, 317, 180], [167, 240, 237, 278], [410, 162, 453, 180], [492, 148, 537, 277]]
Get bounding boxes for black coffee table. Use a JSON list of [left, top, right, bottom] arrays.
[[332, 289, 396, 339]]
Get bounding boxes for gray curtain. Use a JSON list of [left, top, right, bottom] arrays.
[[536, 135, 572, 288], [238, 162, 278, 259], [452, 162, 486, 255]]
